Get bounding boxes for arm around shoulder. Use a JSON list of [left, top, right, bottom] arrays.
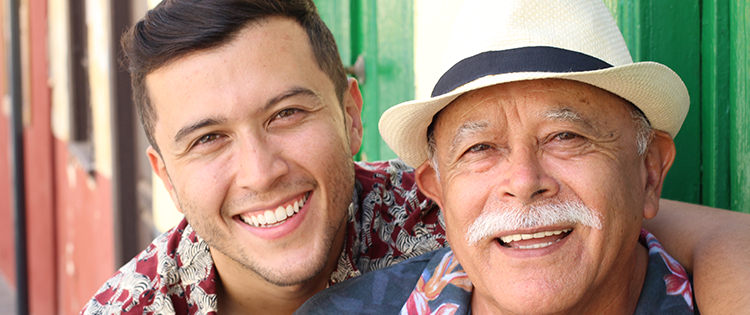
[[644, 199, 750, 314]]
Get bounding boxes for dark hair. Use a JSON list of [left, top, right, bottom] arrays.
[[121, 0, 347, 153]]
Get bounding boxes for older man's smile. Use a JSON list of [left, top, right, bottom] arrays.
[[498, 228, 572, 249]]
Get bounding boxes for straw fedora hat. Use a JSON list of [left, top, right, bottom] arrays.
[[379, 0, 689, 168]]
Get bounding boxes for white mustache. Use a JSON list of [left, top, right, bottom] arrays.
[[466, 199, 602, 245]]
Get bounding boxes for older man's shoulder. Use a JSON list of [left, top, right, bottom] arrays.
[[295, 248, 449, 315], [635, 229, 698, 314]]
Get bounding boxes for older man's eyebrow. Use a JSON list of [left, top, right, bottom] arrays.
[[449, 120, 490, 157], [173, 117, 227, 147], [259, 86, 321, 114], [543, 108, 595, 130]]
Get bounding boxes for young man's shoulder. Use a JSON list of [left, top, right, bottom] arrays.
[[354, 159, 416, 187], [80, 219, 218, 315]]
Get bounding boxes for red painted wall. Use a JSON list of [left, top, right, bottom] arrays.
[[26, 1, 58, 314], [54, 143, 115, 315], [0, 0, 16, 286], [0, 112, 15, 287], [1, 1, 117, 314]]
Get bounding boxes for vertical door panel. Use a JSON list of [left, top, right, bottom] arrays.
[[317, 0, 413, 162], [604, 0, 702, 204], [640, 0, 702, 204], [701, 0, 731, 209], [730, 0, 750, 213]]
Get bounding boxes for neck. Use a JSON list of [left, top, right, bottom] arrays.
[[211, 226, 347, 315], [214, 265, 324, 315], [573, 242, 650, 315], [473, 242, 649, 315]]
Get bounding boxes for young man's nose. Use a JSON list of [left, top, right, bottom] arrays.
[[235, 138, 289, 191]]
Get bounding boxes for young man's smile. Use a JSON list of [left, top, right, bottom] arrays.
[[145, 17, 363, 288]]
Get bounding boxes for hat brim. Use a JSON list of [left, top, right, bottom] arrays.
[[379, 61, 689, 168]]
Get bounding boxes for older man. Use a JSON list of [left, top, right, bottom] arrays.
[[295, 0, 729, 313], [83, 0, 750, 314]]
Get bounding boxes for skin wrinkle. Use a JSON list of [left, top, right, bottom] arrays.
[[173, 117, 228, 148], [416, 79, 666, 314], [427, 82, 653, 170], [449, 120, 490, 159], [261, 88, 322, 119]]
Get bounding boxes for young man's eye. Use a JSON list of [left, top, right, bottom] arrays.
[[276, 108, 299, 118], [197, 134, 221, 144]]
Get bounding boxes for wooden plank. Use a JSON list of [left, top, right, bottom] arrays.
[[701, 0, 731, 209], [348, 0, 413, 161], [730, 0, 750, 213], [640, 0, 702, 203]]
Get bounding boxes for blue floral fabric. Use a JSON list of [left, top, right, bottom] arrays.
[[296, 229, 697, 315]]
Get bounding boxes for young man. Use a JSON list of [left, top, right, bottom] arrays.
[[82, 0, 750, 314]]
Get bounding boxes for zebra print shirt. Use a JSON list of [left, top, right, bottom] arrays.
[[81, 160, 447, 315]]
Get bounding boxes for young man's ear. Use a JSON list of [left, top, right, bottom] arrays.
[[416, 161, 444, 210], [642, 130, 676, 220], [147, 146, 183, 214], [343, 77, 364, 156]]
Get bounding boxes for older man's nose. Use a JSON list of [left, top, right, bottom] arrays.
[[501, 147, 559, 204], [235, 138, 289, 191]]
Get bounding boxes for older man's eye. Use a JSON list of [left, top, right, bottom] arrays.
[[468, 143, 491, 152], [555, 132, 579, 140]]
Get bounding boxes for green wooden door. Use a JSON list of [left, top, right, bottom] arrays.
[[604, 0, 749, 213], [316, 0, 414, 162], [728, 0, 750, 213], [318, 0, 749, 213]]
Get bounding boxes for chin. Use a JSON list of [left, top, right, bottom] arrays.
[[255, 251, 331, 287]]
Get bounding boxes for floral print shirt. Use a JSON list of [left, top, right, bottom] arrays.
[[81, 160, 447, 315], [296, 229, 696, 315]]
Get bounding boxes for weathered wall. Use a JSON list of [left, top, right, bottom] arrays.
[[53, 144, 114, 315], [0, 0, 15, 285]]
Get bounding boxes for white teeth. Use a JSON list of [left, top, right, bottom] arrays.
[[500, 229, 572, 244], [239, 214, 251, 225], [275, 206, 287, 222], [265, 210, 277, 224], [516, 240, 560, 249], [285, 205, 294, 216], [240, 193, 308, 227]]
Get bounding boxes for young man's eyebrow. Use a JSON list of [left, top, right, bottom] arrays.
[[173, 117, 226, 146], [259, 86, 321, 114], [171, 87, 322, 147], [449, 120, 490, 157]]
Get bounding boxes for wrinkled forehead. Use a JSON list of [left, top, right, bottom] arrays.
[[430, 79, 634, 136]]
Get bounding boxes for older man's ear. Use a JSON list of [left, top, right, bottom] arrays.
[[416, 162, 445, 210], [642, 130, 676, 220]]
